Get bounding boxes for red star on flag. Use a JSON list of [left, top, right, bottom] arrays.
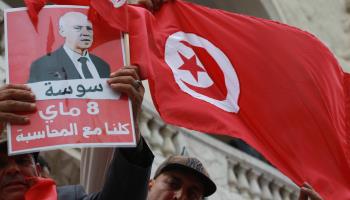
[[178, 53, 206, 82]]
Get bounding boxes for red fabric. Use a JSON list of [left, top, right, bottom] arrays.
[[129, 1, 350, 199], [345, 73, 350, 162], [24, 0, 46, 28], [25, 177, 57, 200], [48, 0, 90, 5], [46, 18, 55, 54], [24, 0, 89, 29], [128, 5, 156, 79], [90, 0, 128, 32], [25, 0, 128, 32]]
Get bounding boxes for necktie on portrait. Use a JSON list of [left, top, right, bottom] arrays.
[[78, 57, 93, 79]]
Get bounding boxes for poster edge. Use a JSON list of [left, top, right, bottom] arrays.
[[9, 142, 136, 155], [121, 32, 136, 147], [6, 8, 136, 153]]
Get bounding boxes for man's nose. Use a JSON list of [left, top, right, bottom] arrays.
[[81, 27, 91, 35]]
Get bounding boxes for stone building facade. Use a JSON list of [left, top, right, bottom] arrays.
[[0, 0, 349, 199]]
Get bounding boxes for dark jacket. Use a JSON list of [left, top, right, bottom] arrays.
[[28, 47, 110, 83], [57, 139, 154, 200]]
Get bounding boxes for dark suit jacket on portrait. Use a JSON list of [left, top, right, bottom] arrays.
[[28, 46, 110, 83], [57, 138, 154, 200]]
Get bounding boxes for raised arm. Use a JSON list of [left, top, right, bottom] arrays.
[[84, 66, 154, 200]]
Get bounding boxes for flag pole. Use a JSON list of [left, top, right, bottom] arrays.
[[123, 33, 131, 66]]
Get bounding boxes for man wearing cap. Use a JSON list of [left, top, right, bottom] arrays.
[[147, 155, 216, 200], [148, 155, 323, 200], [0, 65, 152, 200]]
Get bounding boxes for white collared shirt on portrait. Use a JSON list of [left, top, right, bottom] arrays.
[[63, 45, 100, 79]]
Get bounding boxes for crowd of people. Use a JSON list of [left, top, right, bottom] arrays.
[[0, 0, 325, 199]]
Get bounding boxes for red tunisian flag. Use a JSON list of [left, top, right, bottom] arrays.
[[90, 0, 128, 32], [129, 1, 350, 199], [48, 0, 90, 4]]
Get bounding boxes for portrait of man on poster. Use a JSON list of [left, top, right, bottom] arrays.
[[28, 11, 110, 83]]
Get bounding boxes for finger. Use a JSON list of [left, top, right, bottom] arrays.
[[0, 112, 30, 125], [108, 76, 135, 86], [302, 182, 313, 190], [109, 83, 139, 98], [0, 89, 35, 102], [0, 101, 36, 113], [122, 65, 140, 73], [133, 80, 143, 90], [302, 188, 323, 200], [108, 76, 144, 90], [123, 65, 141, 80], [109, 83, 144, 104], [0, 84, 31, 91], [110, 68, 140, 81]]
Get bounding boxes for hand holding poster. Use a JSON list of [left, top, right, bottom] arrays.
[[5, 6, 136, 154]]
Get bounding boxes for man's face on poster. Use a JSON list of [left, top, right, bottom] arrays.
[[59, 12, 93, 54]]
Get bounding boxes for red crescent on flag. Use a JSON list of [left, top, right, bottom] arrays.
[[179, 41, 228, 101]]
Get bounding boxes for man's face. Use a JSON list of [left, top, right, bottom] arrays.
[[61, 13, 93, 54], [0, 153, 38, 200], [148, 170, 204, 200]]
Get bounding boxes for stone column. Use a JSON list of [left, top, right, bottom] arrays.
[[80, 148, 114, 193]]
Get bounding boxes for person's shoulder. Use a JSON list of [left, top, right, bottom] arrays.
[[89, 53, 109, 66], [89, 53, 111, 78], [57, 185, 87, 200], [31, 47, 63, 67]]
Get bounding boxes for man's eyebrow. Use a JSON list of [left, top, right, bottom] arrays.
[[168, 174, 181, 183]]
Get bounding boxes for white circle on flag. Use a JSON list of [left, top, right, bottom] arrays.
[[110, 0, 126, 8], [165, 31, 240, 113]]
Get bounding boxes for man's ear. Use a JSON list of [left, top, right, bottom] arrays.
[[35, 163, 42, 177], [148, 179, 155, 190], [59, 26, 66, 38]]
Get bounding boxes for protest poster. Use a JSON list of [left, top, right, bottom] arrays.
[[4, 5, 136, 154]]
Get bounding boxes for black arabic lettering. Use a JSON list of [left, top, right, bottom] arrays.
[[76, 84, 86, 97], [76, 84, 104, 97]]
